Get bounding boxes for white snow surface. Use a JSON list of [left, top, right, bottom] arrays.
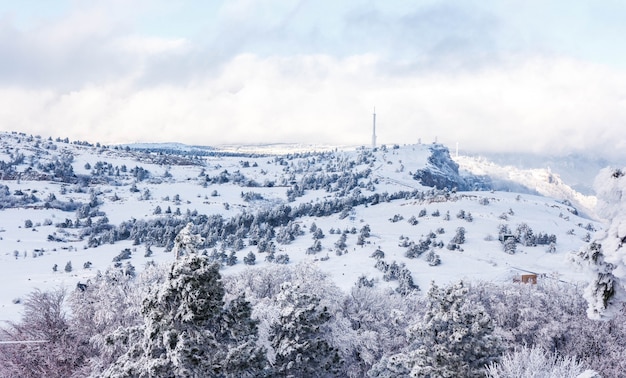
[[0, 134, 601, 322]]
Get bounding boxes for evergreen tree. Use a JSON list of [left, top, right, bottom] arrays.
[[269, 282, 343, 377], [396, 268, 419, 295], [101, 229, 266, 377], [452, 227, 466, 244], [503, 237, 517, 254], [173, 223, 203, 259], [372, 282, 501, 377], [243, 251, 257, 265], [406, 281, 502, 377], [576, 168, 626, 319]]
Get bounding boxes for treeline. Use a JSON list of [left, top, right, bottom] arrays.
[[80, 187, 451, 254]]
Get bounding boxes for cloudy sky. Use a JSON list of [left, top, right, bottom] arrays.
[[1, 0, 626, 158]]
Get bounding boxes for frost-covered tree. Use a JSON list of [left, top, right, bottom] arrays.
[[227, 250, 237, 266], [100, 227, 266, 377], [274, 253, 290, 264], [409, 281, 501, 377], [372, 281, 501, 377], [577, 167, 626, 319], [370, 248, 385, 260], [269, 282, 343, 376], [485, 346, 599, 378], [335, 232, 348, 250], [515, 223, 536, 247], [396, 268, 419, 295], [426, 250, 441, 266], [503, 237, 517, 254], [173, 222, 203, 259], [312, 227, 325, 240], [243, 251, 257, 265], [0, 289, 88, 378], [356, 275, 375, 288], [452, 226, 466, 244], [306, 239, 323, 254], [346, 285, 422, 377], [101, 254, 266, 377], [68, 266, 156, 376]]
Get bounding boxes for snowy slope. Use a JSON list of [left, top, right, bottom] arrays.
[[0, 133, 601, 322]]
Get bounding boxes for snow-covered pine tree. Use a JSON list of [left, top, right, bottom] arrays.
[[503, 237, 517, 254], [269, 282, 343, 377], [219, 294, 269, 376], [100, 228, 266, 377], [452, 227, 466, 244], [243, 251, 257, 265], [576, 168, 626, 319], [410, 281, 501, 377], [396, 268, 419, 296], [173, 222, 203, 259], [373, 281, 502, 377]]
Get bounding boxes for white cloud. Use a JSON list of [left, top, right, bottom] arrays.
[[2, 1, 626, 159], [1, 52, 626, 159]]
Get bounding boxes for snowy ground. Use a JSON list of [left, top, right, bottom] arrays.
[[0, 134, 602, 322]]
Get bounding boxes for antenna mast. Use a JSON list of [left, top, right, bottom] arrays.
[[372, 107, 377, 149]]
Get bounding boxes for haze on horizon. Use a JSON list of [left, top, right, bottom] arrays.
[[1, 0, 626, 160]]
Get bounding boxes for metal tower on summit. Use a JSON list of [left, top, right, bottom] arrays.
[[372, 108, 377, 149]]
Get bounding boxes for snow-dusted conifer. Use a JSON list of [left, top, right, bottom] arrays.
[[503, 237, 517, 254], [269, 282, 343, 376], [243, 251, 257, 265], [396, 268, 419, 295], [577, 167, 626, 319], [173, 222, 203, 258], [452, 226, 466, 244], [380, 281, 501, 377], [101, 227, 266, 377]]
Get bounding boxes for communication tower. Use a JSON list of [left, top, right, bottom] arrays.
[[372, 108, 377, 149]]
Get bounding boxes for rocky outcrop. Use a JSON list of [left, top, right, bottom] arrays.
[[413, 144, 469, 190]]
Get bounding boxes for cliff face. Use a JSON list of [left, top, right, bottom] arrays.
[[413, 144, 469, 191]]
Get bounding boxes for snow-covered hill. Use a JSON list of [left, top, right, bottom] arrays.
[[0, 133, 601, 322]]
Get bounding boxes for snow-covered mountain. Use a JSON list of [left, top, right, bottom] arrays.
[[0, 132, 602, 323], [455, 154, 598, 217], [461, 152, 615, 196]]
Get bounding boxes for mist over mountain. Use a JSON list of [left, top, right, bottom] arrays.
[[464, 152, 616, 196]]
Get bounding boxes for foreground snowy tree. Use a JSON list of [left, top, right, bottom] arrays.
[[0, 289, 88, 378], [100, 228, 266, 377], [68, 264, 169, 376], [269, 282, 343, 377], [576, 168, 626, 319], [485, 346, 599, 378], [370, 281, 501, 377], [343, 286, 422, 377]]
